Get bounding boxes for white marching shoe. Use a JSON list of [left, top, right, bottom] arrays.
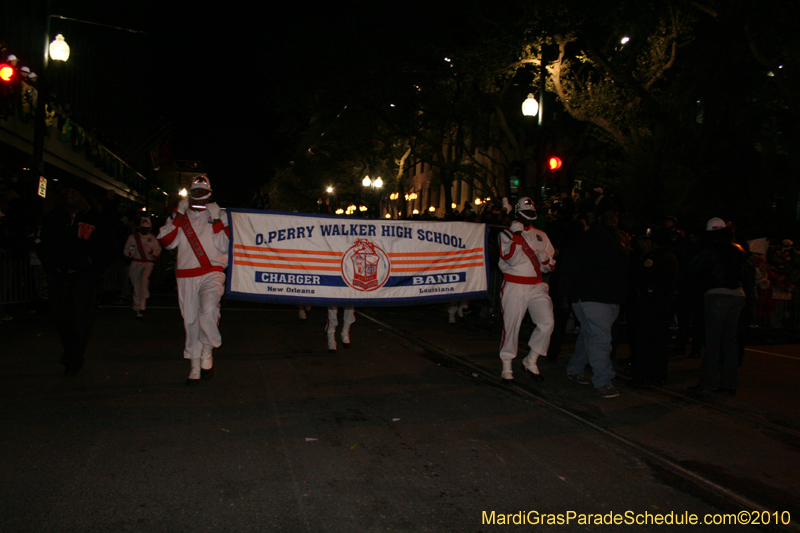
[[501, 359, 514, 382], [187, 359, 201, 385], [327, 333, 337, 353], [200, 349, 214, 380], [522, 351, 544, 382], [448, 308, 457, 324]]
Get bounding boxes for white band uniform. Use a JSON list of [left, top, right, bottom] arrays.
[[498, 221, 556, 366], [158, 206, 230, 361]]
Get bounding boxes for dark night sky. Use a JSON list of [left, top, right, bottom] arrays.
[[0, 1, 475, 203], [33, 2, 461, 203]]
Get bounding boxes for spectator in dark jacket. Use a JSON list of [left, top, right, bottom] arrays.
[[562, 197, 629, 398], [627, 228, 678, 388], [686, 218, 747, 395], [38, 180, 112, 375]]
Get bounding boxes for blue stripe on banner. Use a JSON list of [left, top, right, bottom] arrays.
[[254, 271, 346, 287], [224, 290, 489, 308], [253, 271, 469, 288], [385, 272, 467, 287]]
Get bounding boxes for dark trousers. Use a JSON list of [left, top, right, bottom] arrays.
[[48, 273, 98, 372], [629, 300, 673, 385], [699, 293, 746, 390], [547, 292, 571, 362], [674, 294, 705, 354]]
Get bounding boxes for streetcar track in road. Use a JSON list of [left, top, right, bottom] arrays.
[[745, 347, 800, 361], [358, 310, 800, 533], [631, 383, 800, 438], [611, 365, 800, 438], [100, 302, 800, 434]]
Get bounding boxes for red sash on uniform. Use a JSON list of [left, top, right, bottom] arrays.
[[132, 232, 152, 263], [175, 213, 224, 278], [516, 234, 543, 278], [501, 229, 543, 284]]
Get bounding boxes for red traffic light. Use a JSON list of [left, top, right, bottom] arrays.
[[0, 63, 14, 83], [548, 156, 563, 171]]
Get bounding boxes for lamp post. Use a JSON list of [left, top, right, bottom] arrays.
[[520, 49, 547, 204], [31, 11, 70, 202], [361, 175, 382, 217]]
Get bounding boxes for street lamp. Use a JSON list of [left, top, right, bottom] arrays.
[[49, 34, 70, 62], [32, 32, 71, 204], [522, 93, 539, 117], [362, 175, 382, 189], [362, 175, 383, 217]]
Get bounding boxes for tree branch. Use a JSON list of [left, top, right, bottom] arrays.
[[549, 35, 631, 150], [643, 6, 679, 91]]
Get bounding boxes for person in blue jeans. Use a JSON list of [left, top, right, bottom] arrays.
[[685, 217, 747, 396], [562, 197, 629, 398]]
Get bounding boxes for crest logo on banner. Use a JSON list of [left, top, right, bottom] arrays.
[[341, 239, 391, 291]]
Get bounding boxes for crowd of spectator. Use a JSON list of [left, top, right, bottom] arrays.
[[425, 186, 800, 393]]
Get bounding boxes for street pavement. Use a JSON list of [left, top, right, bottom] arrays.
[[1, 293, 799, 532]]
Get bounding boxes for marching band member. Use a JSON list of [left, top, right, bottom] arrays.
[[123, 217, 161, 317], [326, 306, 355, 352], [158, 176, 229, 385], [497, 197, 556, 383]]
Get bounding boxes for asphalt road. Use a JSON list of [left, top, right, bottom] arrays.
[[1, 294, 798, 532]]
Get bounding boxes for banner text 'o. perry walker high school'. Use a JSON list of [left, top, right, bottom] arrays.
[[225, 209, 489, 307]]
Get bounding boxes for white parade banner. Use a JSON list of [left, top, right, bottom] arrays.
[[225, 209, 489, 306]]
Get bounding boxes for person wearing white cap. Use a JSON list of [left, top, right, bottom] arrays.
[[497, 197, 555, 383], [123, 217, 161, 318], [158, 176, 229, 385], [20, 66, 36, 118], [686, 217, 747, 395]]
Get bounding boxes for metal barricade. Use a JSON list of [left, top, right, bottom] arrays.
[[0, 250, 38, 304], [0, 250, 127, 304]]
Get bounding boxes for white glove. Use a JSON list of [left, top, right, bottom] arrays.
[[536, 250, 550, 263], [502, 197, 511, 213], [177, 198, 189, 215], [206, 202, 221, 221]]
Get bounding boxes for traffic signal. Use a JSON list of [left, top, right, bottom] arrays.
[[0, 63, 13, 83], [548, 156, 563, 171], [0, 63, 16, 109]]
